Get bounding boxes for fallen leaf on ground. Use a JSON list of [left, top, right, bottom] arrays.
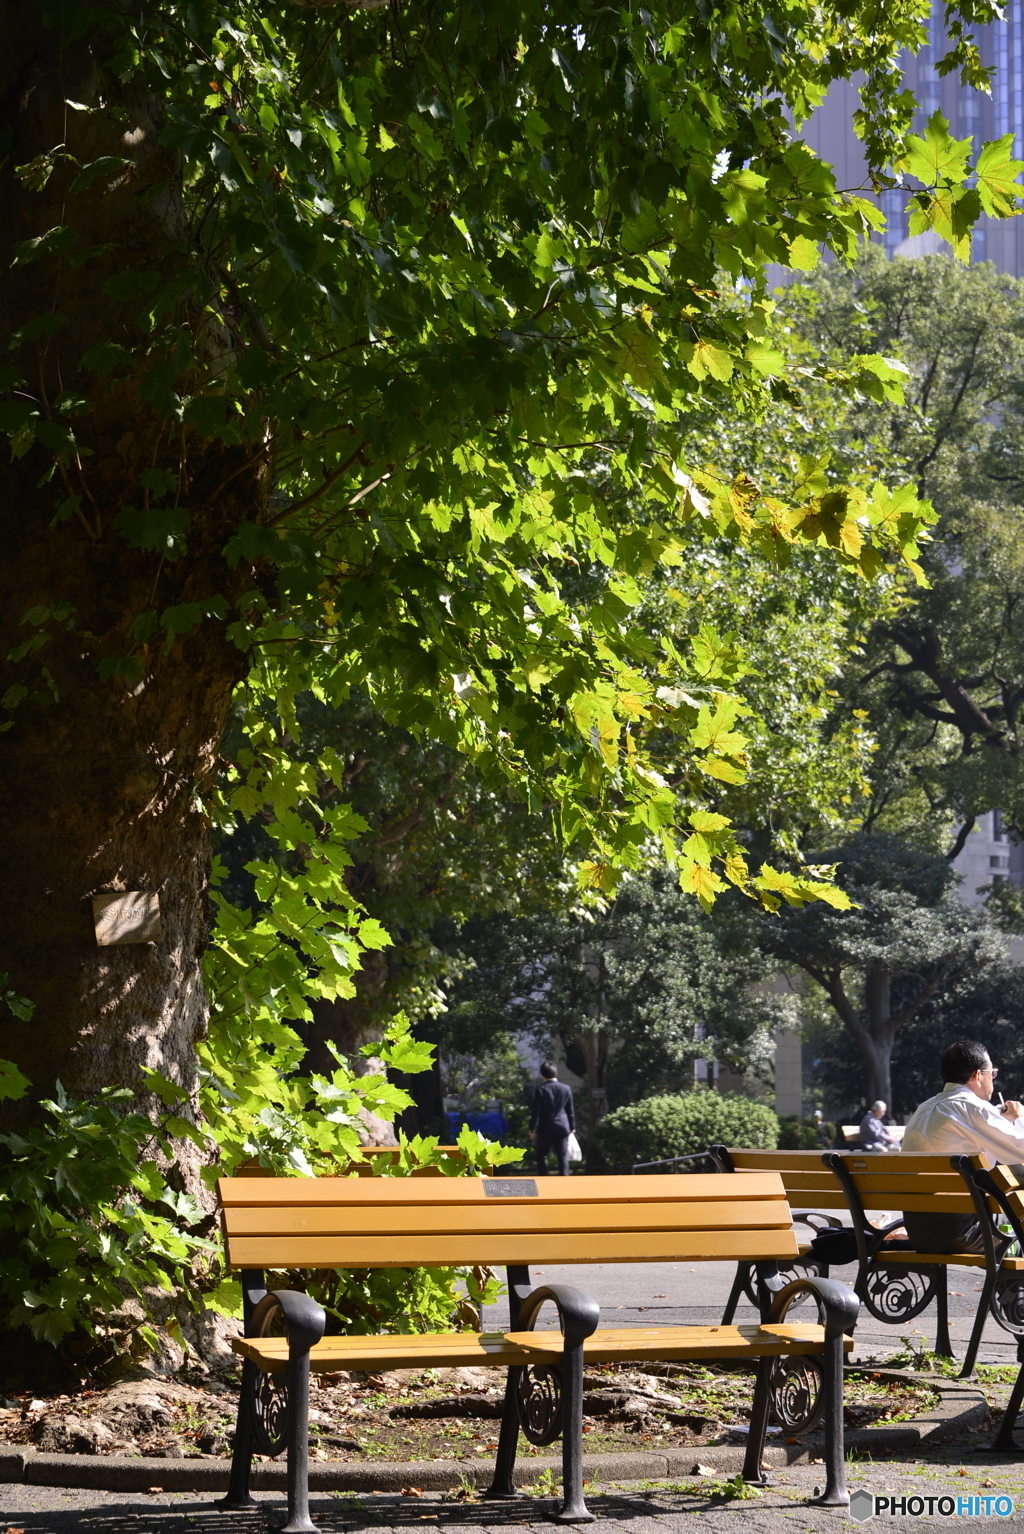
[[146, 1486, 164, 1495], [692, 1463, 716, 1476], [401, 1487, 424, 1497]]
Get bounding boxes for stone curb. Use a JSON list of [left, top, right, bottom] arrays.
[[0, 1372, 988, 1494]]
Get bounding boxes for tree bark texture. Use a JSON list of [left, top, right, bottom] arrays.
[[822, 966, 894, 1113], [0, 7, 262, 1123]]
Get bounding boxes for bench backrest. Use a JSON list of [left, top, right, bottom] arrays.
[[717, 1150, 849, 1211], [827, 1152, 987, 1214], [216, 1171, 800, 1270], [981, 1163, 1024, 1228], [719, 1148, 1000, 1218]]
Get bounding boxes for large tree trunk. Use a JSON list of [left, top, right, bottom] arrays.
[[0, 6, 261, 1128], [823, 964, 894, 1117], [861, 964, 895, 1110]]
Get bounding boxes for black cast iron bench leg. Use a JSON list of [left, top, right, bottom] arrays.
[[224, 1288, 326, 1534], [809, 1327, 848, 1507], [219, 1269, 267, 1512], [554, 1329, 591, 1523], [743, 1357, 773, 1486], [991, 1338, 1024, 1450], [485, 1367, 523, 1499], [935, 1268, 953, 1359], [283, 1337, 315, 1534], [493, 1283, 599, 1524], [962, 1268, 998, 1378], [755, 1274, 859, 1508], [221, 1358, 258, 1509]]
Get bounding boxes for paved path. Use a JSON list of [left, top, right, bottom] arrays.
[[5, 1458, 1024, 1532], [482, 1257, 1023, 1366]]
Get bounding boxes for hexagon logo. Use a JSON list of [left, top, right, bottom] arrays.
[[849, 1488, 875, 1523]]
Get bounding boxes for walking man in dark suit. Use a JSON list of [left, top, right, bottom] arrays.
[[529, 1060, 576, 1176]]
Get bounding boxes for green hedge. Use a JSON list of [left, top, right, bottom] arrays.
[[777, 1114, 834, 1150], [598, 1090, 779, 1169]]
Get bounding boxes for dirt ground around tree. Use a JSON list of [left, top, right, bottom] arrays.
[[0, 1361, 943, 1467]]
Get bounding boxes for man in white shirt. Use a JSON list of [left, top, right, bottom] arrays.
[[901, 1040, 1024, 1252]]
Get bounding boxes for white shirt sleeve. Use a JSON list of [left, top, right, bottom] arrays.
[[959, 1097, 1024, 1163]]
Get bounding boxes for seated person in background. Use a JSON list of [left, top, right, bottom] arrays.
[[860, 1100, 897, 1151], [901, 1039, 1024, 1253]]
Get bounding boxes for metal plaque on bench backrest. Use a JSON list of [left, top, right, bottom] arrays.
[[483, 1177, 539, 1197]]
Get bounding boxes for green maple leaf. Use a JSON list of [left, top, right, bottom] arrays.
[[901, 112, 972, 187], [614, 319, 664, 393], [976, 134, 1024, 217], [909, 186, 981, 261], [690, 699, 748, 755]]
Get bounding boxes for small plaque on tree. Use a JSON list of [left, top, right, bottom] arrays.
[[92, 892, 163, 947]]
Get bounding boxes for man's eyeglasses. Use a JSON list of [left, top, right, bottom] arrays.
[[984, 1066, 999, 1079]]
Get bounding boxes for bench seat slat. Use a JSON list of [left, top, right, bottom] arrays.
[[221, 1198, 796, 1240], [217, 1172, 784, 1208], [877, 1252, 1024, 1270], [232, 1331, 533, 1373], [514, 1324, 855, 1363], [224, 1226, 800, 1269], [232, 1323, 849, 1375]]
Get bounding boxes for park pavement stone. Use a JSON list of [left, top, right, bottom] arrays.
[[4, 1459, 1024, 1532]]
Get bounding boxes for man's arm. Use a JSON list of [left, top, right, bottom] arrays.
[[565, 1085, 575, 1132], [965, 1098, 1024, 1161]]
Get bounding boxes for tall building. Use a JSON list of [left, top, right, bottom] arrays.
[[951, 809, 1024, 903], [800, 2, 1024, 276]]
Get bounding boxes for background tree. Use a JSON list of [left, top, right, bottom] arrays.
[[811, 946, 1024, 1121], [438, 870, 797, 1159], [781, 252, 1024, 848], [757, 833, 1000, 1108]]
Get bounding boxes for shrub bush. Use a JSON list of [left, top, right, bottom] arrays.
[[598, 1090, 778, 1169], [776, 1114, 834, 1150]]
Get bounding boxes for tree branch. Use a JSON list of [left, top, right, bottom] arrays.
[[946, 815, 977, 862]]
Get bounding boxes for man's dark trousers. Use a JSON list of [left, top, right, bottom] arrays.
[[536, 1131, 570, 1177]]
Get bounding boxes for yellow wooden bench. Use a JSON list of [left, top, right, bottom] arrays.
[[714, 1148, 1024, 1376], [215, 1171, 859, 1528], [827, 1151, 1024, 1377]]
